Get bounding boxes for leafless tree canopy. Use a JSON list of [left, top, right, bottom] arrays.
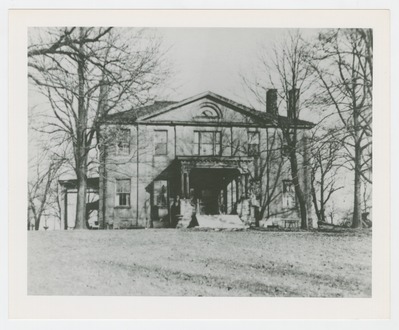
[[242, 28, 372, 228], [28, 27, 170, 229]]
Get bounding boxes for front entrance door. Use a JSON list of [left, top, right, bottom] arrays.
[[200, 188, 219, 214]]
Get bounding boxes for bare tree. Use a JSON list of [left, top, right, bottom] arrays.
[[255, 129, 287, 220], [28, 152, 64, 230], [28, 27, 169, 229], [217, 111, 288, 223], [312, 28, 372, 228], [309, 129, 344, 223], [243, 31, 316, 229]]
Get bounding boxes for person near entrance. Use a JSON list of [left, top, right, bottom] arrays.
[[170, 195, 181, 228], [188, 188, 199, 228]]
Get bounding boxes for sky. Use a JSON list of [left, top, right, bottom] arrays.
[[155, 28, 319, 110], [29, 27, 321, 122]]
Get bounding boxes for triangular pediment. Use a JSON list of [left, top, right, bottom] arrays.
[[137, 91, 267, 125], [104, 91, 314, 129]]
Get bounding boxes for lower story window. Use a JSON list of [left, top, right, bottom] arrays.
[[116, 179, 131, 206]]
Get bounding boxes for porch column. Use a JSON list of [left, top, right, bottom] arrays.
[[231, 180, 235, 211], [241, 174, 246, 198], [223, 184, 228, 213], [245, 174, 249, 198], [181, 168, 190, 199], [236, 176, 241, 200], [181, 171, 185, 198], [186, 171, 190, 199]]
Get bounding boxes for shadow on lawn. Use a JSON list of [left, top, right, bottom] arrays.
[[103, 260, 302, 297], [102, 259, 369, 297]]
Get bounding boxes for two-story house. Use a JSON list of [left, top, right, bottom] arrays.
[[94, 90, 315, 229]]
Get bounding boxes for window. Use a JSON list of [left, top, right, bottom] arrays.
[[115, 179, 131, 207], [282, 180, 296, 209], [195, 107, 220, 121], [283, 180, 294, 193], [154, 180, 168, 207], [282, 144, 290, 157], [116, 129, 130, 155], [194, 131, 221, 156], [154, 130, 168, 155], [194, 103, 222, 122], [248, 131, 260, 156], [201, 109, 218, 119]]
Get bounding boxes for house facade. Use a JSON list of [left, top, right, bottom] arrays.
[[96, 91, 315, 229]]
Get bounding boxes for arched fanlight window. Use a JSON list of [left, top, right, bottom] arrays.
[[195, 102, 222, 121], [201, 108, 219, 119]]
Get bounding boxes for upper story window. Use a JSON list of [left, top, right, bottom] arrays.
[[115, 179, 131, 207], [194, 131, 221, 156], [116, 129, 130, 155], [282, 144, 290, 157], [282, 179, 296, 209], [247, 131, 260, 156], [283, 180, 294, 194], [154, 130, 168, 155]]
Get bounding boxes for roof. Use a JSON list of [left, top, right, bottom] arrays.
[[102, 91, 314, 129], [104, 101, 177, 123]]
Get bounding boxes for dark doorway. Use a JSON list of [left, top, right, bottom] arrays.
[[190, 168, 239, 215], [200, 188, 219, 214]]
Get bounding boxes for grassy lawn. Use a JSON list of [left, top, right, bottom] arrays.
[[28, 229, 372, 297]]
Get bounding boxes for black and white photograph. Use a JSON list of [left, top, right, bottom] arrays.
[[26, 25, 374, 298], [5, 7, 393, 322]]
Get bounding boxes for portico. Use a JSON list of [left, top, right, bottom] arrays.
[[177, 156, 252, 215]]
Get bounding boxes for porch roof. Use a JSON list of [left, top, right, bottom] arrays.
[[176, 156, 252, 171], [145, 156, 253, 192]]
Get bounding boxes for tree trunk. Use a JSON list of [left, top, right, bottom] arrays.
[[74, 28, 88, 230], [352, 142, 362, 228], [75, 164, 87, 229], [98, 141, 106, 229], [75, 28, 87, 229], [289, 152, 308, 229], [320, 208, 326, 223], [62, 187, 68, 230], [319, 174, 325, 223], [352, 82, 362, 228], [34, 217, 41, 230], [311, 186, 321, 222]]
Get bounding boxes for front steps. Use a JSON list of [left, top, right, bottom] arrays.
[[195, 214, 247, 229]]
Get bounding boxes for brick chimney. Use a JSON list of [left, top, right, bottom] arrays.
[[288, 88, 300, 119], [266, 89, 278, 115]]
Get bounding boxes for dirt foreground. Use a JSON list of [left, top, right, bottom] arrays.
[[28, 229, 372, 297]]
